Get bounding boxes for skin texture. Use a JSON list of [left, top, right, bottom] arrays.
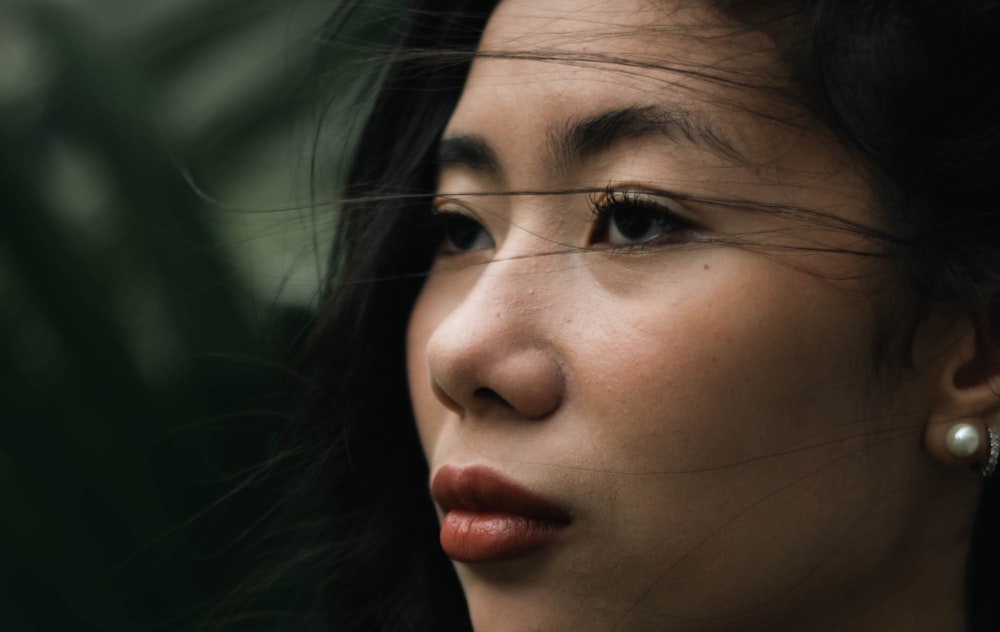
[[405, 1, 986, 630]]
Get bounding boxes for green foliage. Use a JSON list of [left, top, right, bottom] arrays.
[[0, 0, 338, 629]]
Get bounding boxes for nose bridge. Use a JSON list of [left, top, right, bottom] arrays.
[[422, 240, 569, 421]]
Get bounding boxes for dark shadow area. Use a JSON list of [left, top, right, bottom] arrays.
[[0, 1, 336, 629]]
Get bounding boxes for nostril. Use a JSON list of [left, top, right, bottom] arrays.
[[473, 387, 511, 409]]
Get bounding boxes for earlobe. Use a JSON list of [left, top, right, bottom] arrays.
[[922, 313, 1000, 477]]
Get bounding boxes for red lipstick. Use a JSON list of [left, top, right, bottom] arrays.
[[431, 465, 570, 563]]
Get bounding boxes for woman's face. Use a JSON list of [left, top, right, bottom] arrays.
[[406, 1, 962, 630]]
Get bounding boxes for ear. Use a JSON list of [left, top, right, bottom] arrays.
[[923, 309, 1000, 469]]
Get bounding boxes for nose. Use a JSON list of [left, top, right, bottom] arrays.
[[420, 264, 566, 422]]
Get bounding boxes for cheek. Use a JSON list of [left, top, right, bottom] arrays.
[[548, 259, 906, 619], [557, 254, 881, 476]]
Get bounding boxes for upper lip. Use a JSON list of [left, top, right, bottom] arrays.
[[431, 464, 572, 524]]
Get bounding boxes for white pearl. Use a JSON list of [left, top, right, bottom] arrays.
[[946, 423, 980, 459]]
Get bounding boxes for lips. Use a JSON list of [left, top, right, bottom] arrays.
[[431, 465, 571, 563]]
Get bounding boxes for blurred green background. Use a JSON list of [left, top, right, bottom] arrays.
[[0, 0, 359, 629]]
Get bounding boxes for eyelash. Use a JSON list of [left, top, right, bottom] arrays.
[[587, 187, 692, 249]]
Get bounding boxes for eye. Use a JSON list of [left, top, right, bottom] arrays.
[[588, 188, 690, 248], [435, 210, 495, 254]]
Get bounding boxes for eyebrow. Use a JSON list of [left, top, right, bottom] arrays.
[[437, 135, 500, 173], [436, 104, 742, 176]]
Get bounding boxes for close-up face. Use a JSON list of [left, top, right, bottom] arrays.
[[405, 1, 975, 630]]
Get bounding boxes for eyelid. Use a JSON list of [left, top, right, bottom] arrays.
[[432, 195, 480, 225], [432, 194, 467, 214], [589, 186, 688, 215]]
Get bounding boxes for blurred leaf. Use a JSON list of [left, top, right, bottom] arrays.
[[1, 0, 332, 629]]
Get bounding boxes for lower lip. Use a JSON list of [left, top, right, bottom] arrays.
[[440, 510, 567, 563]]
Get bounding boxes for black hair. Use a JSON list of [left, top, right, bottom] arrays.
[[296, 1, 1000, 630]]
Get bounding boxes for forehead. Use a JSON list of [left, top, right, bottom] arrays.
[[448, 0, 806, 163], [477, 0, 783, 86]]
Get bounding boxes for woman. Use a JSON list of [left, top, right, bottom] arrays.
[[302, 0, 1000, 630]]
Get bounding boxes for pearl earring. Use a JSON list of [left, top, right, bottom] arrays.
[[945, 423, 981, 459]]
